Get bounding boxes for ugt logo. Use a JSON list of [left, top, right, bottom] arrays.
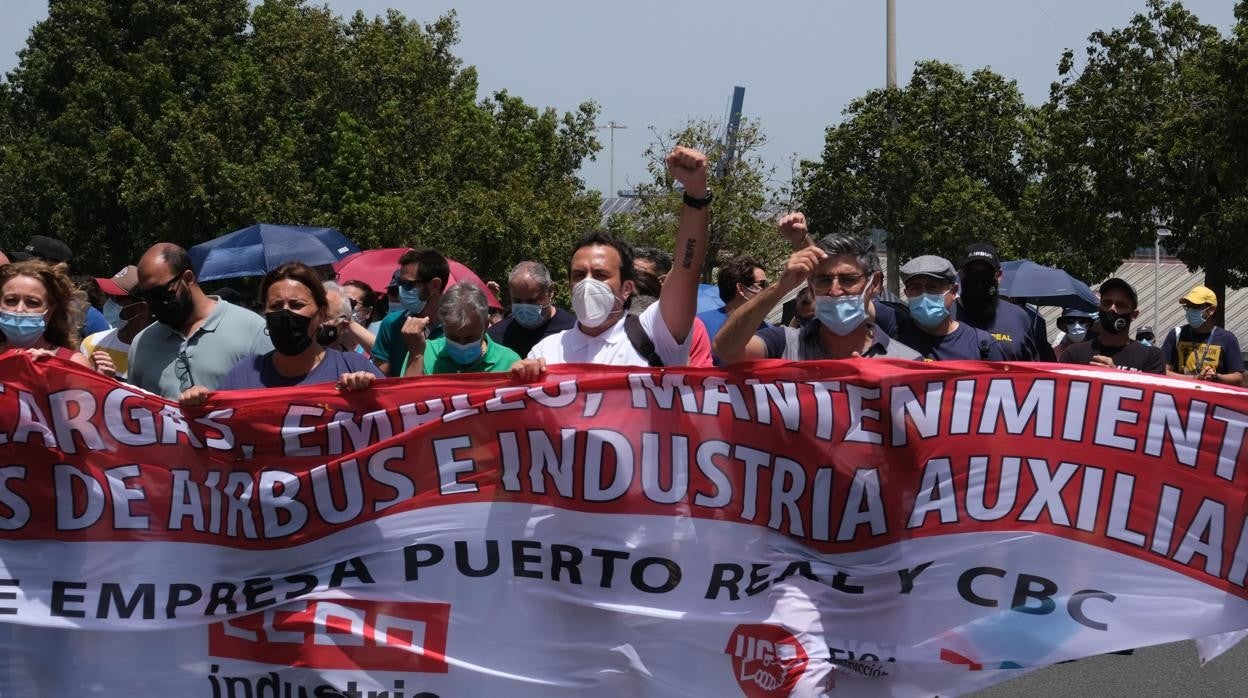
[[209, 599, 450, 673], [725, 623, 810, 698]]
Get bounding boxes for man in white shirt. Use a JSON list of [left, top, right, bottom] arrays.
[[511, 146, 710, 377]]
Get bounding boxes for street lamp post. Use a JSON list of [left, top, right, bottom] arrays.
[[1154, 227, 1172, 329], [599, 121, 627, 196]]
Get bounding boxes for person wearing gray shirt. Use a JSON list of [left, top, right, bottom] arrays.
[[715, 233, 921, 363], [128, 243, 272, 399]]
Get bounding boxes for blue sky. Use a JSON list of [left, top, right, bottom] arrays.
[[0, 1, 1238, 196]]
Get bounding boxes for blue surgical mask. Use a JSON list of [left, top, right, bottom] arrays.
[[103, 298, 132, 331], [398, 286, 427, 315], [1066, 321, 1089, 342], [815, 291, 868, 336], [1186, 307, 1208, 328], [0, 310, 47, 347], [446, 337, 483, 366], [907, 293, 950, 329], [1138, 338, 1153, 347], [511, 303, 545, 329]]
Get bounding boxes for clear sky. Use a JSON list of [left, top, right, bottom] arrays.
[[0, 1, 1238, 197]]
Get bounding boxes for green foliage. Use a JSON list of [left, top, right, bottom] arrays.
[[611, 118, 784, 280], [798, 61, 1033, 269], [0, 0, 601, 285], [1029, 0, 1228, 285]]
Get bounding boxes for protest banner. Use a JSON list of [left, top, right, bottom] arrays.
[[1, 350, 1247, 696]]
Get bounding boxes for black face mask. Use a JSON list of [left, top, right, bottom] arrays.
[[1098, 309, 1132, 335], [145, 282, 195, 329], [265, 309, 314, 356], [315, 324, 339, 347], [959, 272, 999, 310]]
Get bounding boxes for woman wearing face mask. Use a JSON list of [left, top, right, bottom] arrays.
[[178, 263, 382, 406], [0, 260, 91, 366], [1053, 308, 1094, 361]]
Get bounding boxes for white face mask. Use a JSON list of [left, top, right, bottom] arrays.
[[572, 278, 620, 329]]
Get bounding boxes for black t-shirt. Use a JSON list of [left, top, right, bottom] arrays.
[[1061, 338, 1166, 374], [487, 307, 577, 359]]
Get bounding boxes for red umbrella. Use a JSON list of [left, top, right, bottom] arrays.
[[333, 248, 501, 309]]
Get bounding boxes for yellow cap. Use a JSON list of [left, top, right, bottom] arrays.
[[1180, 285, 1218, 307]]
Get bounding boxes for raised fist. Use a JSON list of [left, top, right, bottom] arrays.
[[401, 315, 430, 355], [780, 246, 828, 291], [666, 146, 708, 198], [777, 212, 810, 247]]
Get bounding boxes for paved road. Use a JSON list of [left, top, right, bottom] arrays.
[[972, 639, 1248, 697]]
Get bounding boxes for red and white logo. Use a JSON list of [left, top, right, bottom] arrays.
[[725, 623, 810, 698], [209, 599, 450, 672]]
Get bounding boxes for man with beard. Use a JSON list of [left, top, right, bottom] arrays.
[[128, 243, 272, 398], [510, 146, 710, 376], [954, 242, 1054, 361], [1061, 278, 1165, 374]]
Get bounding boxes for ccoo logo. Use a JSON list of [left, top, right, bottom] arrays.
[[724, 623, 810, 698], [209, 599, 450, 672]]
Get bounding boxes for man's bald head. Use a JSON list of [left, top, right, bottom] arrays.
[[137, 243, 194, 288], [0, 249, 10, 266]]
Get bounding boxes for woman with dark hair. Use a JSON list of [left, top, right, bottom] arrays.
[[0, 260, 91, 366], [341, 279, 381, 329], [178, 263, 381, 405]]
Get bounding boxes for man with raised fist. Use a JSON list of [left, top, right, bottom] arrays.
[[511, 146, 711, 378]]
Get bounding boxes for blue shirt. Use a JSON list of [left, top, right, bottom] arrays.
[[698, 306, 768, 366], [954, 299, 1050, 361], [898, 321, 1007, 362], [82, 306, 109, 336], [219, 349, 383, 390]]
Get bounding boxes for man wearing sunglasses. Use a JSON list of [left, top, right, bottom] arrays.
[[371, 248, 449, 377], [698, 255, 769, 364], [127, 243, 271, 398], [79, 265, 153, 381]]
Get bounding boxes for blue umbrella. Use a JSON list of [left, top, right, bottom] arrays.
[[999, 259, 1098, 312], [697, 283, 724, 314], [189, 224, 360, 281]]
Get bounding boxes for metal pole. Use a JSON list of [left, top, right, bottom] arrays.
[[887, 0, 897, 88], [1154, 232, 1160, 329], [599, 121, 628, 196], [885, 0, 900, 296]]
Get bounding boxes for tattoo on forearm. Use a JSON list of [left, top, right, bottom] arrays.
[[681, 239, 696, 269]]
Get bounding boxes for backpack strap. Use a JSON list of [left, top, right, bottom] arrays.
[[624, 313, 664, 368]]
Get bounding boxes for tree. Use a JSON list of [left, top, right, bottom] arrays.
[[0, 0, 601, 286], [1030, 0, 1238, 305], [798, 61, 1033, 271], [611, 118, 784, 281]]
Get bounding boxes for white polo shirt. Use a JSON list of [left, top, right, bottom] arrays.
[[527, 302, 691, 366]]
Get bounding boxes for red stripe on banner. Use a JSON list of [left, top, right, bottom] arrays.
[[3, 351, 1248, 598]]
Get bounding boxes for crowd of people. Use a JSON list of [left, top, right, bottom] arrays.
[[1, 145, 1244, 403]]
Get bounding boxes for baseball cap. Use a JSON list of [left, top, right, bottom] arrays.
[[900, 255, 957, 283], [1180, 285, 1217, 307], [1099, 277, 1138, 308], [960, 242, 1000, 270], [1059, 308, 1094, 321], [1136, 325, 1155, 337], [12, 235, 72, 263], [96, 265, 140, 297]]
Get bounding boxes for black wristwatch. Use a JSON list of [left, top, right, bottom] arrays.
[[682, 189, 713, 209]]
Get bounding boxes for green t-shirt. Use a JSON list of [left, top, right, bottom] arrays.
[[372, 309, 444, 377], [402, 334, 520, 375]]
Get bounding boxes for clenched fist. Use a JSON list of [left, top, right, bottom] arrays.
[[666, 146, 708, 198], [777, 212, 811, 248]]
